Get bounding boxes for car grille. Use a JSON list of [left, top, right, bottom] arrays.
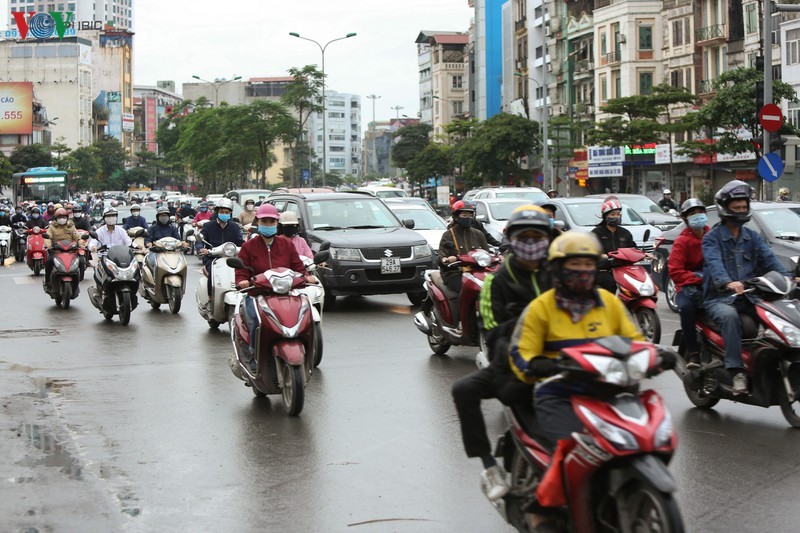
[[361, 246, 412, 260], [639, 244, 655, 254], [364, 267, 418, 281]]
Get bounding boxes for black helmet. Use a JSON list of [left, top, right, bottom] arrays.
[[679, 198, 705, 218], [715, 180, 754, 224], [536, 200, 558, 214], [156, 206, 171, 216]]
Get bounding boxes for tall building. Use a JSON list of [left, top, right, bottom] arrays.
[[133, 84, 182, 155], [415, 31, 469, 136], [8, 0, 133, 31], [307, 90, 362, 178], [470, 0, 506, 119]]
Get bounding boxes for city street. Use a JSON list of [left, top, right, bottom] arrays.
[[2, 258, 800, 532]]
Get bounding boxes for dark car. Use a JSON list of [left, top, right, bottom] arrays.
[[652, 201, 800, 312], [267, 192, 436, 309]]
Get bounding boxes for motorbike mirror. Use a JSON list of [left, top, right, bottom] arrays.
[[643, 229, 651, 242], [314, 250, 330, 264], [402, 218, 415, 229], [226, 257, 245, 269], [319, 240, 331, 251], [42, 233, 50, 239], [231, 217, 241, 224], [185, 229, 195, 237], [81, 234, 90, 240], [89, 231, 98, 239]]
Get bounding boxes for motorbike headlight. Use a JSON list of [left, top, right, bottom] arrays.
[[578, 405, 639, 451], [163, 240, 177, 251], [413, 244, 432, 259], [222, 242, 237, 257], [112, 263, 138, 280], [68, 258, 80, 272], [654, 410, 675, 448], [331, 247, 360, 261], [584, 355, 629, 386], [622, 272, 655, 297], [626, 349, 652, 382], [270, 275, 293, 294], [53, 257, 65, 270], [765, 311, 800, 348], [472, 250, 492, 267]]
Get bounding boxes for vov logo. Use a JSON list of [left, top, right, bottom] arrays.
[[12, 11, 76, 40]]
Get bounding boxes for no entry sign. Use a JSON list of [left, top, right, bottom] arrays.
[[759, 104, 784, 133]]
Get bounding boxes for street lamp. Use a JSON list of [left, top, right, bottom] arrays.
[[390, 105, 404, 121], [191, 74, 242, 107], [289, 31, 357, 186], [515, 71, 550, 191]]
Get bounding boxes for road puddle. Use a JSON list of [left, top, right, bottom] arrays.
[[20, 423, 83, 480]]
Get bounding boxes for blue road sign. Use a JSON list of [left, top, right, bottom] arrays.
[[301, 169, 310, 183], [758, 153, 784, 182]]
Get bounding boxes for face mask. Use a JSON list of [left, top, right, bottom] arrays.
[[282, 225, 299, 237], [131, 211, 140, 217], [217, 213, 231, 223], [687, 213, 708, 230], [74, 213, 82, 219], [56, 217, 67, 225], [31, 213, 40, 219], [245, 204, 254, 211], [16, 210, 21, 215], [560, 268, 597, 294], [158, 215, 170, 224], [456, 217, 473, 229], [606, 217, 621, 227], [105, 216, 118, 225], [258, 225, 278, 238], [196, 207, 205, 212], [510, 237, 549, 262]]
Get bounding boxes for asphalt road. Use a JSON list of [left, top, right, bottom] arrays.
[[2, 256, 800, 532]]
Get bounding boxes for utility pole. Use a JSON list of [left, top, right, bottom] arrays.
[[763, 0, 774, 201], [366, 94, 381, 176]]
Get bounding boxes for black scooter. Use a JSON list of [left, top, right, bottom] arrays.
[[88, 241, 141, 325]]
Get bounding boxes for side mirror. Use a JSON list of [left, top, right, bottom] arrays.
[[81, 234, 90, 240], [42, 233, 50, 239], [226, 257, 245, 269], [231, 217, 241, 224], [554, 220, 565, 231], [185, 229, 195, 237], [476, 214, 487, 223], [643, 229, 651, 242], [89, 231, 98, 239], [403, 218, 415, 229], [319, 240, 331, 251], [314, 250, 330, 264]]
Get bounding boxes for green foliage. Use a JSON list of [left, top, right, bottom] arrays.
[[9, 144, 52, 172], [405, 143, 453, 186], [93, 136, 127, 182], [0, 152, 13, 187], [64, 146, 100, 190], [281, 65, 325, 187], [51, 137, 71, 170], [392, 123, 433, 168]]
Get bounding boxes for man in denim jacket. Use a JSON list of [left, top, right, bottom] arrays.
[[702, 180, 789, 394]]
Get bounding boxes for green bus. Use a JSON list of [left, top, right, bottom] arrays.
[[12, 167, 68, 204]]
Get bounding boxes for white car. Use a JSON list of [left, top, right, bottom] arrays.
[[465, 186, 548, 203], [473, 198, 533, 243], [387, 203, 447, 252], [357, 186, 408, 199]]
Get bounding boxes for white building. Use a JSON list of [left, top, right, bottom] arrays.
[[307, 91, 362, 178], [8, 0, 133, 31]]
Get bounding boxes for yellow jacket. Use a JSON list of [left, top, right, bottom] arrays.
[[509, 288, 644, 384]]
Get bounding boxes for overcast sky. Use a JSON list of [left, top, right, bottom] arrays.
[[133, 0, 472, 127]]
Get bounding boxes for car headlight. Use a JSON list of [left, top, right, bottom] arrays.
[[472, 250, 492, 267], [654, 410, 674, 448], [578, 405, 639, 450], [584, 355, 629, 386], [270, 275, 293, 294], [331, 247, 361, 261], [765, 311, 800, 348], [413, 244, 432, 258]]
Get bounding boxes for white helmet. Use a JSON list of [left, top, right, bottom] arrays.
[[663, 189, 672, 195], [103, 207, 118, 217], [215, 198, 234, 211]]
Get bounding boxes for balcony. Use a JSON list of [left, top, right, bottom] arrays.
[[696, 24, 726, 43], [515, 18, 527, 32], [600, 52, 620, 65], [574, 59, 594, 73], [697, 79, 715, 94]]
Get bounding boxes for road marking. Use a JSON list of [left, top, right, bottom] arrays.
[[13, 277, 34, 285]]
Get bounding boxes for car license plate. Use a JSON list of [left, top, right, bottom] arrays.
[[381, 257, 401, 274]]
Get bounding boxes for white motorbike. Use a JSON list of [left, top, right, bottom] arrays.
[[140, 236, 189, 314], [180, 217, 196, 255], [127, 227, 148, 266], [195, 241, 242, 329], [0, 225, 11, 265], [298, 255, 326, 367]]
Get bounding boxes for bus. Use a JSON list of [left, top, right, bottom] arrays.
[[12, 167, 69, 204]]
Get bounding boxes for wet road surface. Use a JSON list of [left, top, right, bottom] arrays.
[[1, 258, 800, 532]]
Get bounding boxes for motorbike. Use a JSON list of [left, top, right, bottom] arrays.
[[74, 229, 90, 281], [12, 222, 27, 262], [226, 258, 322, 415], [25, 226, 47, 275], [140, 236, 189, 314], [88, 243, 141, 325], [608, 247, 661, 343], [195, 241, 241, 329], [127, 227, 148, 266], [0, 224, 11, 265], [672, 271, 800, 428], [179, 217, 196, 255], [413, 249, 502, 355], [42, 237, 84, 309], [487, 336, 682, 532], [299, 255, 326, 367]]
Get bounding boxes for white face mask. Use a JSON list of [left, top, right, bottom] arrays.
[[245, 204, 254, 211], [56, 217, 67, 225], [105, 216, 118, 226], [157, 216, 169, 224]]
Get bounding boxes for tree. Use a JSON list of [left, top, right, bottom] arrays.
[[405, 143, 453, 193], [10, 144, 52, 172], [0, 152, 13, 187], [240, 100, 297, 188], [391, 123, 433, 168], [649, 83, 698, 187], [93, 136, 127, 182], [51, 137, 71, 170], [281, 65, 325, 187], [64, 146, 100, 190]]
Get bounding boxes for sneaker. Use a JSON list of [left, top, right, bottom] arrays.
[[686, 353, 701, 370], [204, 301, 213, 315], [481, 464, 510, 501], [731, 372, 748, 395]]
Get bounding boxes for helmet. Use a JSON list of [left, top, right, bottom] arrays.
[[215, 198, 234, 212], [547, 231, 602, 262], [779, 187, 791, 196], [198, 201, 208, 209], [73, 205, 83, 213], [30, 206, 40, 213], [279, 211, 299, 225], [663, 189, 672, 195], [536, 200, 558, 214], [130, 203, 140, 209], [451, 200, 475, 216], [109, 200, 118, 207], [600, 199, 622, 218], [54, 208, 68, 218], [65, 202, 73, 210], [53, 203, 63, 210], [256, 204, 280, 220], [244, 198, 255, 205], [715, 180, 754, 224], [156, 206, 170, 216], [680, 198, 706, 218], [103, 207, 118, 217], [505, 205, 552, 238], [167, 199, 175, 204]]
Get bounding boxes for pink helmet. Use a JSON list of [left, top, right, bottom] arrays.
[[600, 199, 622, 218], [256, 203, 280, 220]]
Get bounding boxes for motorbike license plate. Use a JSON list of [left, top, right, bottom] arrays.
[[381, 257, 401, 274]]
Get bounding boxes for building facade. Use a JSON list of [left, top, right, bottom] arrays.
[[307, 90, 362, 178], [132, 84, 182, 155], [8, 0, 133, 31]]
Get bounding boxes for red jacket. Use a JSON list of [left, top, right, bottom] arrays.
[[235, 235, 306, 285], [667, 226, 709, 291]]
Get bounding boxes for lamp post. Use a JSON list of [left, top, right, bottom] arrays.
[[390, 105, 404, 121], [289, 32, 357, 186], [514, 72, 549, 191], [190, 75, 242, 107]]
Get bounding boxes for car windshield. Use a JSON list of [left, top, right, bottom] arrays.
[[306, 198, 401, 229], [487, 201, 530, 221], [757, 207, 800, 239], [620, 196, 666, 214], [390, 208, 446, 230], [564, 201, 645, 226], [495, 190, 548, 202], [375, 189, 407, 198]]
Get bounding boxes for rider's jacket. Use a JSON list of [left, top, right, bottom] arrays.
[[146, 222, 180, 245], [668, 226, 709, 291], [26, 216, 47, 229], [437, 223, 489, 284], [235, 235, 305, 285], [198, 219, 244, 252], [123, 215, 148, 230], [47, 220, 81, 244]]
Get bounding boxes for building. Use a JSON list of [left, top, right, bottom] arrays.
[[91, 29, 134, 150], [8, 0, 133, 32], [470, 0, 506, 120], [132, 84, 182, 155], [307, 90, 362, 178], [415, 31, 469, 137]]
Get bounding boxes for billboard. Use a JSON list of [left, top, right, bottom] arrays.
[[145, 96, 157, 152], [0, 82, 33, 134]]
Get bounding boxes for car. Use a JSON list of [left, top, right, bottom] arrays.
[[357, 186, 409, 199], [386, 202, 447, 252], [114, 204, 158, 226], [545, 197, 662, 252], [224, 189, 273, 205], [464, 186, 548, 203], [586, 193, 681, 232], [204, 194, 225, 202], [473, 198, 538, 243], [267, 191, 436, 308], [652, 201, 800, 313]]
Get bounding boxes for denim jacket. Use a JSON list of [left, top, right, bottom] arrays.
[[702, 223, 788, 301]]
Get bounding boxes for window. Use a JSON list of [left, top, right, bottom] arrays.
[[330, 100, 345, 107], [329, 134, 345, 141], [672, 20, 683, 46], [639, 26, 653, 50], [330, 146, 345, 152], [613, 70, 621, 98], [639, 72, 653, 95], [600, 75, 608, 102], [328, 112, 345, 119], [452, 101, 463, 114], [745, 4, 758, 34], [452, 75, 463, 89], [787, 28, 800, 65], [600, 33, 607, 56]]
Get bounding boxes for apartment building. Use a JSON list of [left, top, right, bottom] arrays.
[[307, 91, 362, 178], [8, 0, 133, 31]]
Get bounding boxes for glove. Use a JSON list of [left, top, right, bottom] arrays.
[[525, 357, 559, 378]]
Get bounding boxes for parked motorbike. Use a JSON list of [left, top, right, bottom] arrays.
[[0, 224, 11, 265], [179, 217, 196, 255], [127, 227, 148, 266], [12, 222, 27, 262], [42, 237, 83, 309], [672, 271, 800, 427], [140, 236, 189, 313], [88, 243, 141, 325], [195, 241, 241, 329], [226, 258, 320, 415], [413, 249, 502, 355], [608, 247, 661, 343], [488, 336, 682, 532], [25, 226, 47, 275]]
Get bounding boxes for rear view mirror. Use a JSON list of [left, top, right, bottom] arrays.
[[89, 231, 98, 239], [226, 257, 245, 269], [81, 234, 90, 240], [185, 229, 195, 237], [403, 218, 415, 229], [42, 233, 50, 239], [314, 250, 330, 264]]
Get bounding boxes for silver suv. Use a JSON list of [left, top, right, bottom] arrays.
[[463, 186, 548, 203]]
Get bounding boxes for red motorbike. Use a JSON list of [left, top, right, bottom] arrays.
[[43, 238, 82, 309], [74, 229, 90, 281], [226, 258, 321, 416], [414, 249, 502, 355], [608, 247, 661, 343], [490, 337, 682, 532], [25, 226, 47, 275]]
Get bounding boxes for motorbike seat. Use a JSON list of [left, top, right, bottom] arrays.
[[429, 270, 459, 300], [698, 312, 759, 339], [510, 405, 555, 453]]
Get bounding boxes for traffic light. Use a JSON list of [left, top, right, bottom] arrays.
[[755, 55, 764, 72], [770, 135, 788, 157], [756, 81, 765, 116], [577, 178, 587, 187]]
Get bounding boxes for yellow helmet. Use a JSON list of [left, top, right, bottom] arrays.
[[547, 231, 602, 262]]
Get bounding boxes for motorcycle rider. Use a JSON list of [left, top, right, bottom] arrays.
[[71, 205, 92, 231], [278, 211, 313, 258], [144, 206, 186, 273], [239, 199, 257, 226], [659, 188, 678, 212], [508, 231, 643, 529], [176, 200, 197, 220], [26, 206, 47, 229], [702, 180, 790, 394], [93, 207, 132, 249], [536, 200, 563, 238], [166, 199, 177, 216], [668, 199, 710, 370], [592, 199, 636, 294], [776, 187, 792, 202], [193, 201, 212, 224], [198, 198, 244, 313], [234, 204, 312, 371], [43, 208, 82, 291], [451, 206, 554, 501], [12, 205, 27, 225], [43, 203, 56, 222], [0, 204, 12, 227], [123, 204, 149, 230]]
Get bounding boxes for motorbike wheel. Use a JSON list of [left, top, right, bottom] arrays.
[[617, 481, 684, 533], [682, 380, 720, 409], [665, 276, 678, 313], [33, 259, 42, 276], [61, 282, 72, 310], [779, 390, 800, 428], [167, 285, 182, 314], [634, 308, 661, 344], [282, 364, 305, 416], [407, 291, 425, 307], [313, 322, 324, 368], [506, 445, 544, 531], [207, 319, 221, 329], [427, 331, 451, 355], [118, 292, 132, 326]]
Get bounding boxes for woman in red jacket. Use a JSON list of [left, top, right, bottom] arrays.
[[667, 198, 710, 369]]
